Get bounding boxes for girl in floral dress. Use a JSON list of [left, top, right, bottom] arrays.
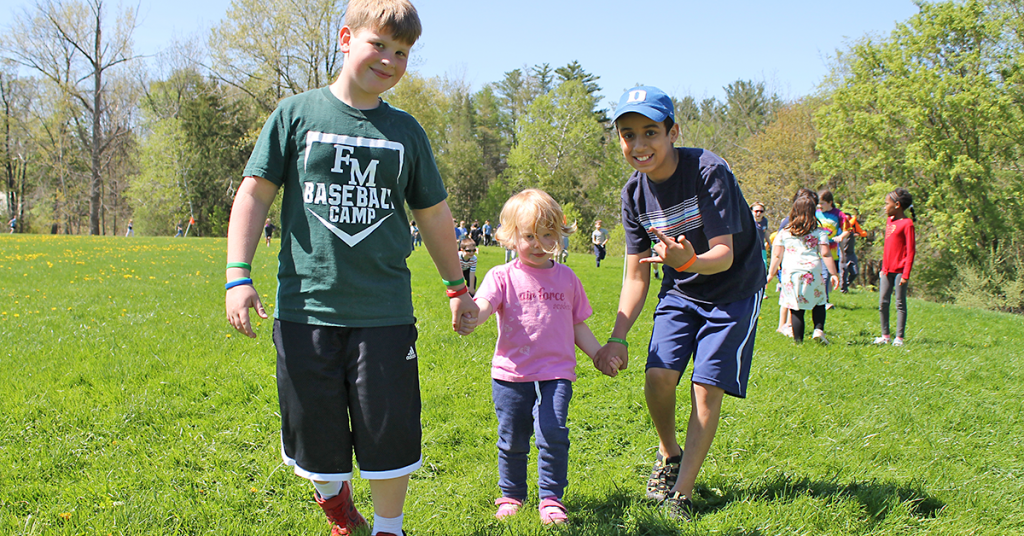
[[767, 189, 840, 344]]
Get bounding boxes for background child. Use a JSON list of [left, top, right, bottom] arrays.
[[470, 221, 483, 245], [767, 189, 840, 344], [839, 207, 867, 292], [264, 218, 275, 246], [595, 86, 765, 520], [224, 2, 477, 536], [459, 237, 477, 295], [591, 220, 609, 267], [467, 189, 615, 526], [874, 188, 916, 347], [769, 229, 792, 336], [816, 190, 848, 309]]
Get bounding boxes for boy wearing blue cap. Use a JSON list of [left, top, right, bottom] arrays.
[[595, 86, 765, 520]]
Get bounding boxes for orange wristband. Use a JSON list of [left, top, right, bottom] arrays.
[[675, 253, 697, 272]]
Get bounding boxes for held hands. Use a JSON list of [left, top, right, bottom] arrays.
[[594, 342, 628, 377], [451, 292, 479, 335], [226, 285, 268, 338], [640, 227, 695, 271]]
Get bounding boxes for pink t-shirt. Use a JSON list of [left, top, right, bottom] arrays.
[[476, 259, 592, 382]]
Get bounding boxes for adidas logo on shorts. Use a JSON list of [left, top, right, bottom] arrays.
[[406, 347, 417, 361]]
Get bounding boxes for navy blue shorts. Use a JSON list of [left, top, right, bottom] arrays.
[[646, 290, 762, 398]]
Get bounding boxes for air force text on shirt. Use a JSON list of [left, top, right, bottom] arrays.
[[303, 143, 395, 225], [518, 287, 572, 310]]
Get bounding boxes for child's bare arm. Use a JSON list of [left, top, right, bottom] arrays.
[[644, 226, 734, 275], [226, 176, 279, 338], [575, 322, 619, 377], [459, 277, 494, 336], [767, 243, 784, 282], [820, 243, 840, 290], [412, 200, 479, 333], [595, 251, 651, 373]]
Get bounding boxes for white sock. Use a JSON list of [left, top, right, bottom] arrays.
[[371, 513, 403, 535], [312, 480, 344, 500]]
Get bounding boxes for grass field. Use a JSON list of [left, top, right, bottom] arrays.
[[2, 235, 1023, 535]]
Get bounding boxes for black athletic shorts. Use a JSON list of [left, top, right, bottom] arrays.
[[273, 319, 422, 481]]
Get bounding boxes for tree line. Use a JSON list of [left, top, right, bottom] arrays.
[[3, 0, 1024, 310]]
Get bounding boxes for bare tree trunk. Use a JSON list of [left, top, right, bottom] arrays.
[[89, 1, 103, 235]]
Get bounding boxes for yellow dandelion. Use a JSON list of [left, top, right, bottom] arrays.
[[250, 487, 258, 493], [59, 512, 71, 520], [226, 334, 232, 338]]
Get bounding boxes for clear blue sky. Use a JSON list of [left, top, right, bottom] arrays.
[[7, 0, 922, 103]]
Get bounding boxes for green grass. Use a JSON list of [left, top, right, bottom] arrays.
[[2, 235, 1023, 535]]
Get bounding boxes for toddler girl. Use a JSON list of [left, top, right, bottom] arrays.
[[470, 189, 618, 525]]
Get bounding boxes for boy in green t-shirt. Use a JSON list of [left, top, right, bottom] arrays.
[[224, 1, 476, 534]]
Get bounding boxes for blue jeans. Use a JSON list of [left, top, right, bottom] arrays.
[[492, 379, 572, 501]]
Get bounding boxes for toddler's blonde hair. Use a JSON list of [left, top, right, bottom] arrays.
[[494, 189, 576, 254], [344, 0, 421, 46]]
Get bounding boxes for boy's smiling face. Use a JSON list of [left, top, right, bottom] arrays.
[[338, 25, 411, 108], [616, 113, 680, 182]]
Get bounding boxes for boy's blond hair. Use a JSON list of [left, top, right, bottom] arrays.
[[344, 0, 422, 45], [495, 189, 576, 253]]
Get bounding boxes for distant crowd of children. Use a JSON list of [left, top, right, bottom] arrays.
[[765, 188, 916, 346], [222, 0, 917, 533]]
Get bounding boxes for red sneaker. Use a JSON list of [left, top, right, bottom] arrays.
[[315, 482, 368, 536]]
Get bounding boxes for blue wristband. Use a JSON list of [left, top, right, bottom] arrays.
[[225, 278, 253, 290]]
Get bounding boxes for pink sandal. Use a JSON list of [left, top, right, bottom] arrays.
[[494, 497, 522, 519], [539, 498, 567, 525]]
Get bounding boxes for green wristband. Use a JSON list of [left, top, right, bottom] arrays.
[[442, 277, 465, 287], [608, 337, 628, 348], [227, 262, 252, 271]]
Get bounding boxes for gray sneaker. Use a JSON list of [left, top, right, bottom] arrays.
[[646, 451, 681, 501]]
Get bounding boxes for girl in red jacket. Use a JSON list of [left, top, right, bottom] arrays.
[[874, 188, 916, 347]]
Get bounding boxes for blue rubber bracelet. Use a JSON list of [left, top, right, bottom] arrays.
[[225, 278, 254, 290]]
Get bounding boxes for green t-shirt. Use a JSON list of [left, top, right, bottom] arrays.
[[244, 87, 447, 327]]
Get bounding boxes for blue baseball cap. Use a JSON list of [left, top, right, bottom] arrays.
[[611, 86, 674, 123]]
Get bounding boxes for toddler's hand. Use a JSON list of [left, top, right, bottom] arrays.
[[457, 311, 477, 336], [594, 343, 628, 377]]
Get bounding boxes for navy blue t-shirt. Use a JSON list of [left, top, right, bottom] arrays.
[[621, 147, 765, 305]]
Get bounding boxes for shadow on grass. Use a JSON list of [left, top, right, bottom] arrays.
[[450, 475, 943, 535], [697, 473, 945, 524]]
